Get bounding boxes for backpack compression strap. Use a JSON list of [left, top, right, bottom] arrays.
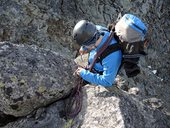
[[96, 43, 121, 63], [96, 42, 147, 63]]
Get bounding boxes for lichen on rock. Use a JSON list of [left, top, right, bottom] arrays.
[[0, 42, 77, 117]]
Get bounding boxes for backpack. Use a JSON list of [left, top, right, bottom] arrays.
[[96, 14, 148, 77]]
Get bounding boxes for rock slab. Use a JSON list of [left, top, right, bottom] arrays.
[[0, 42, 77, 117]]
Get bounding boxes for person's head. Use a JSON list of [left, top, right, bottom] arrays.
[[72, 20, 100, 47]]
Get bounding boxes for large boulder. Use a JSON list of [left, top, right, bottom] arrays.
[[0, 42, 77, 117]]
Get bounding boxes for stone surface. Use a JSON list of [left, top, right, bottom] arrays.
[[0, 42, 77, 117], [0, 0, 170, 128], [2, 101, 67, 128], [73, 85, 169, 128]]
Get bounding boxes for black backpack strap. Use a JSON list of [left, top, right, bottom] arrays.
[[96, 43, 121, 63]]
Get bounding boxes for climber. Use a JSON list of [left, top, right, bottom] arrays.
[[73, 20, 122, 87]]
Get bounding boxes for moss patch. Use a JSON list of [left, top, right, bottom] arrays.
[[37, 86, 47, 93], [10, 76, 17, 83], [0, 82, 5, 88]]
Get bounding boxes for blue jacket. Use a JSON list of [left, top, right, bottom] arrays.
[[80, 25, 122, 87]]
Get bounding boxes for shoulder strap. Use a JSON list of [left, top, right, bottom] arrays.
[[96, 43, 121, 63], [89, 29, 115, 72]]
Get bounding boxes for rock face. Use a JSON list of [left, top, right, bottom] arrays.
[[2, 101, 67, 128], [3, 85, 169, 128], [0, 0, 74, 57], [74, 85, 169, 128], [0, 0, 170, 128], [0, 42, 77, 117]]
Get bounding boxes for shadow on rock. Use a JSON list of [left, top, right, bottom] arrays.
[[0, 112, 19, 127]]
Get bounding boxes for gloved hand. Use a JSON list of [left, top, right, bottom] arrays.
[[74, 67, 85, 76], [79, 46, 88, 55]]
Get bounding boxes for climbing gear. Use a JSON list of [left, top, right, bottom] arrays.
[[90, 14, 148, 77], [73, 20, 97, 45], [115, 14, 147, 43], [96, 40, 148, 77], [65, 77, 83, 119]]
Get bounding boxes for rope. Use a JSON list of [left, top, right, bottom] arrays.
[[65, 77, 84, 119]]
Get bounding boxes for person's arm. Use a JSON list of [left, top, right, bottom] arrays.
[[80, 50, 122, 87]]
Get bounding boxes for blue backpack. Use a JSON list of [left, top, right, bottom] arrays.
[[97, 14, 148, 77]]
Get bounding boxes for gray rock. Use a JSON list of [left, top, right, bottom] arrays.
[[128, 87, 140, 95], [2, 101, 67, 128], [0, 0, 170, 128], [74, 85, 169, 128], [0, 42, 77, 117]]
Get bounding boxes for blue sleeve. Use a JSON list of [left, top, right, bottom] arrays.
[[80, 50, 122, 87]]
